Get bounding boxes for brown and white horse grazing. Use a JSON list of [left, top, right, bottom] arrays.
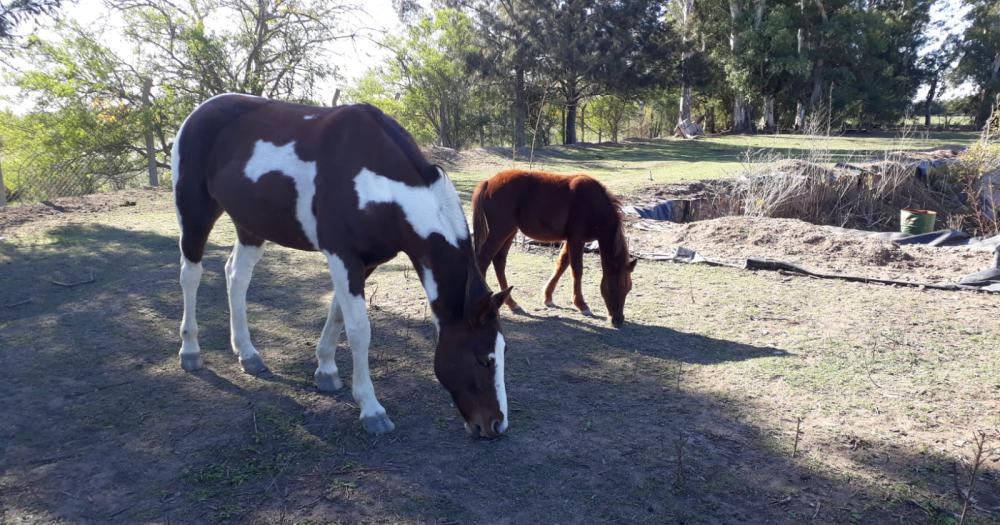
[[472, 170, 636, 327], [173, 94, 511, 437]]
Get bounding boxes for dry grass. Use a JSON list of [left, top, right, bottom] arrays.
[[705, 114, 1000, 235]]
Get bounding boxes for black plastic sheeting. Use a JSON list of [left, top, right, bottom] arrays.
[[624, 201, 694, 222], [639, 245, 1000, 293]]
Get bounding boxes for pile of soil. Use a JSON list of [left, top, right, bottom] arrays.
[[0, 188, 167, 231], [626, 215, 993, 284]]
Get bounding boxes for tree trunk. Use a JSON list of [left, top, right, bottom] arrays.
[[679, 85, 693, 124], [513, 66, 527, 150], [794, 102, 806, 130], [331, 88, 341, 106], [760, 95, 775, 132], [141, 77, 159, 187], [924, 73, 939, 128], [580, 103, 586, 143], [564, 100, 578, 144], [733, 96, 753, 133]]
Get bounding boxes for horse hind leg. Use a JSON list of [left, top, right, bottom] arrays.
[[225, 226, 268, 375], [175, 181, 222, 372]]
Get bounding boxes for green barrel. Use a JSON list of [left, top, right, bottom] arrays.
[[900, 208, 937, 234]]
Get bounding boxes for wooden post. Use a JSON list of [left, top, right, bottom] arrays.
[[142, 77, 159, 187], [331, 88, 341, 107]]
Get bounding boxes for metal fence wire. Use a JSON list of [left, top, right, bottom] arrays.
[[4, 153, 156, 204]]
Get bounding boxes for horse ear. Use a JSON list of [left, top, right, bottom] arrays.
[[491, 286, 513, 311], [464, 271, 493, 323], [628, 258, 638, 272]]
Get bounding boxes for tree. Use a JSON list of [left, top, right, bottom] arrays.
[[920, 37, 957, 127], [382, 9, 480, 149], [520, 0, 673, 144], [1, 0, 60, 38], [955, 0, 1000, 127], [456, 0, 537, 150]]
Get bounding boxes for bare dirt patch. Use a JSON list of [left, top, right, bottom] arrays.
[[0, 188, 168, 232], [627, 215, 993, 284]]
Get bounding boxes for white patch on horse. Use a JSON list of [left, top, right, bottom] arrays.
[[421, 267, 438, 302], [353, 168, 469, 248], [244, 140, 319, 249], [303, 114, 318, 120], [420, 266, 441, 338], [493, 333, 508, 433]]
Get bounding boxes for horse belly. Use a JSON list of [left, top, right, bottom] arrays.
[[211, 169, 318, 251]]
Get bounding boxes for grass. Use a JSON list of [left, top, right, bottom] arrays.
[[0, 132, 997, 524]]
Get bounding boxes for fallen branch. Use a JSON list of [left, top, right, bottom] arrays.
[[48, 272, 95, 288]]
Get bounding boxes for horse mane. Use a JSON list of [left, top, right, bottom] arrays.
[[598, 182, 629, 259], [359, 103, 439, 184]]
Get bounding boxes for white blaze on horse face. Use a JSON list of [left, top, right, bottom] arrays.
[[353, 168, 469, 248], [244, 140, 319, 249], [492, 333, 508, 433]]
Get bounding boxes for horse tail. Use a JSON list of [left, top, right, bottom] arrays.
[[471, 179, 489, 254]]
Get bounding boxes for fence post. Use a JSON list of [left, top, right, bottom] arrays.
[[142, 77, 159, 187], [0, 156, 6, 208]]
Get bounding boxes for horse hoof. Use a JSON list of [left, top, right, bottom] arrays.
[[580, 308, 593, 316], [239, 354, 269, 375], [543, 300, 555, 308], [510, 305, 526, 315], [361, 414, 395, 435], [314, 370, 343, 393], [179, 353, 203, 372]]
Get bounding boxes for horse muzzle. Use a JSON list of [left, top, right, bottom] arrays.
[[464, 417, 504, 439]]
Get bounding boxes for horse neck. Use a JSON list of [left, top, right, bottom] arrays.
[[597, 221, 629, 270], [416, 242, 484, 324]]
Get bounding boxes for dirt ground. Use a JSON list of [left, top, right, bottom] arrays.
[[626, 216, 995, 285], [1, 188, 998, 525]]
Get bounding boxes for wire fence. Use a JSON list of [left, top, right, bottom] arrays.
[[1, 154, 161, 206]]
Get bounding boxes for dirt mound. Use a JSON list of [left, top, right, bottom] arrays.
[[627, 216, 992, 284]]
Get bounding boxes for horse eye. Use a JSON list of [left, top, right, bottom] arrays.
[[476, 355, 495, 368]]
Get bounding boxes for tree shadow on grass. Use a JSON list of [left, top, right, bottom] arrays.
[[1, 222, 991, 525]]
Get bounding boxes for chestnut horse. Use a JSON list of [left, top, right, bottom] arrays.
[[173, 94, 511, 437], [472, 170, 636, 327]]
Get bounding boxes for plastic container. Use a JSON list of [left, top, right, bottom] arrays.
[[900, 208, 937, 234]]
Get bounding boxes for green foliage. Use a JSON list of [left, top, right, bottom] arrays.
[[954, 0, 1000, 126]]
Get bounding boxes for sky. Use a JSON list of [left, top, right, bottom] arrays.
[[0, 0, 978, 113]]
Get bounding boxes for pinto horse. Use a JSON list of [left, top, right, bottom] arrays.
[[472, 169, 636, 327], [173, 94, 511, 437]]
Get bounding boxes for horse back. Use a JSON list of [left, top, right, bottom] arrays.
[[175, 94, 443, 257]]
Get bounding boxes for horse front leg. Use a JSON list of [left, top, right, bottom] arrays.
[[543, 242, 570, 307], [325, 252, 394, 435], [492, 234, 522, 313], [567, 240, 591, 315]]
